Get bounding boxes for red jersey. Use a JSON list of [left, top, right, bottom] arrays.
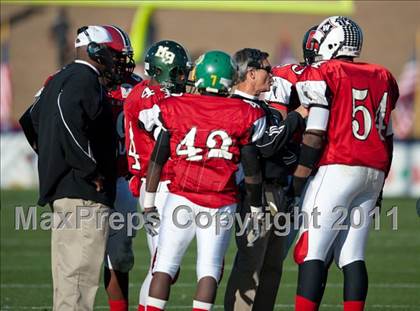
[[296, 59, 399, 172], [123, 80, 172, 179], [261, 63, 308, 111], [155, 93, 266, 208], [107, 74, 141, 177]]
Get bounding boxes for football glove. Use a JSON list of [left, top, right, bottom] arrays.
[[143, 207, 160, 237], [246, 206, 269, 247]]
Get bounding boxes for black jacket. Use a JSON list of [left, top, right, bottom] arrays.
[[231, 92, 305, 185], [19, 61, 116, 207]]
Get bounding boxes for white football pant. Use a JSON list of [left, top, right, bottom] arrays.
[[153, 193, 236, 282], [294, 164, 384, 268]]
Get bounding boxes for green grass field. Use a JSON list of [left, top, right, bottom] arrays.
[[1, 190, 419, 310]]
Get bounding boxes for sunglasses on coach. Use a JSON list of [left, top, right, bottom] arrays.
[[247, 61, 271, 74], [255, 65, 272, 73]]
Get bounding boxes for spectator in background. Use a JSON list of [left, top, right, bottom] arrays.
[[19, 25, 120, 311]]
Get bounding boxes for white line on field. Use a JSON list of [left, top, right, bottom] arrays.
[[1, 282, 419, 289]]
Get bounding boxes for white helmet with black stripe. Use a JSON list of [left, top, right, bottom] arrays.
[[313, 16, 363, 61]]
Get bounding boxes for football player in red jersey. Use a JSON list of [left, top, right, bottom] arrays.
[[291, 16, 399, 311], [101, 25, 142, 311], [123, 40, 192, 311], [143, 51, 266, 311], [262, 25, 318, 114]]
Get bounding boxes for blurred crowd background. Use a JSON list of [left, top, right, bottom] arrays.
[[1, 0, 419, 197]]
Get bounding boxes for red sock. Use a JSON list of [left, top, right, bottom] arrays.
[[109, 299, 128, 311], [147, 307, 164, 311], [138, 305, 145, 311], [344, 301, 365, 311], [295, 295, 318, 311]]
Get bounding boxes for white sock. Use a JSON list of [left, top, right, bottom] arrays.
[[193, 300, 213, 310], [146, 297, 167, 310]]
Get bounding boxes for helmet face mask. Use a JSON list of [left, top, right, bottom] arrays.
[[313, 16, 363, 61], [112, 50, 135, 82], [302, 25, 318, 65], [144, 40, 192, 93], [193, 50, 237, 96], [101, 25, 136, 85]]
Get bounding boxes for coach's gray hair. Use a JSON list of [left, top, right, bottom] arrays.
[[233, 48, 269, 83]]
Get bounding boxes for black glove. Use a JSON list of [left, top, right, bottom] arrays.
[[143, 207, 160, 237]]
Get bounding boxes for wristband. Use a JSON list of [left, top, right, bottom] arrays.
[[298, 143, 322, 169], [143, 191, 156, 209]]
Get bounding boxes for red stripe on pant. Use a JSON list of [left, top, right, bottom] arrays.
[[294, 231, 309, 264]]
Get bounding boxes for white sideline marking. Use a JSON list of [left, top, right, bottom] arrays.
[[2, 282, 420, 289]]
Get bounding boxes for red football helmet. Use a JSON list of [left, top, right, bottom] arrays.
[[102, 25, 135, 82]]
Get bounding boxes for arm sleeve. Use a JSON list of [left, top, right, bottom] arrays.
[[57, 78, 99, 179], [241, 144, 263, 207], [256, 110, 305, 158], [150, 130, 171, 165]]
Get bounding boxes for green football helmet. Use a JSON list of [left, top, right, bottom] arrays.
[[193, 50, 237, 95], [144, 40, 192, 92]]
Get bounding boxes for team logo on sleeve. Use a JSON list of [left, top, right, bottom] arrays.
[[155, 46, 175, 64]]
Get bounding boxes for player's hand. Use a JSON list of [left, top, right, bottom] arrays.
[[295, 105, 308, 118], [246, 206, 267, 247], [373, 190, 383, 221], [143, 207, 160, 237], [92, 175, 105, 192]]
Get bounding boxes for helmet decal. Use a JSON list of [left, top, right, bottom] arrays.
[[155, 45, 176, 64], [144, 40, 192, 93]]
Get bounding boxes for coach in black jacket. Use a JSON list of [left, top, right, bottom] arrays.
[[224, 48, 307, 311], [19, 26, 117, 311]]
